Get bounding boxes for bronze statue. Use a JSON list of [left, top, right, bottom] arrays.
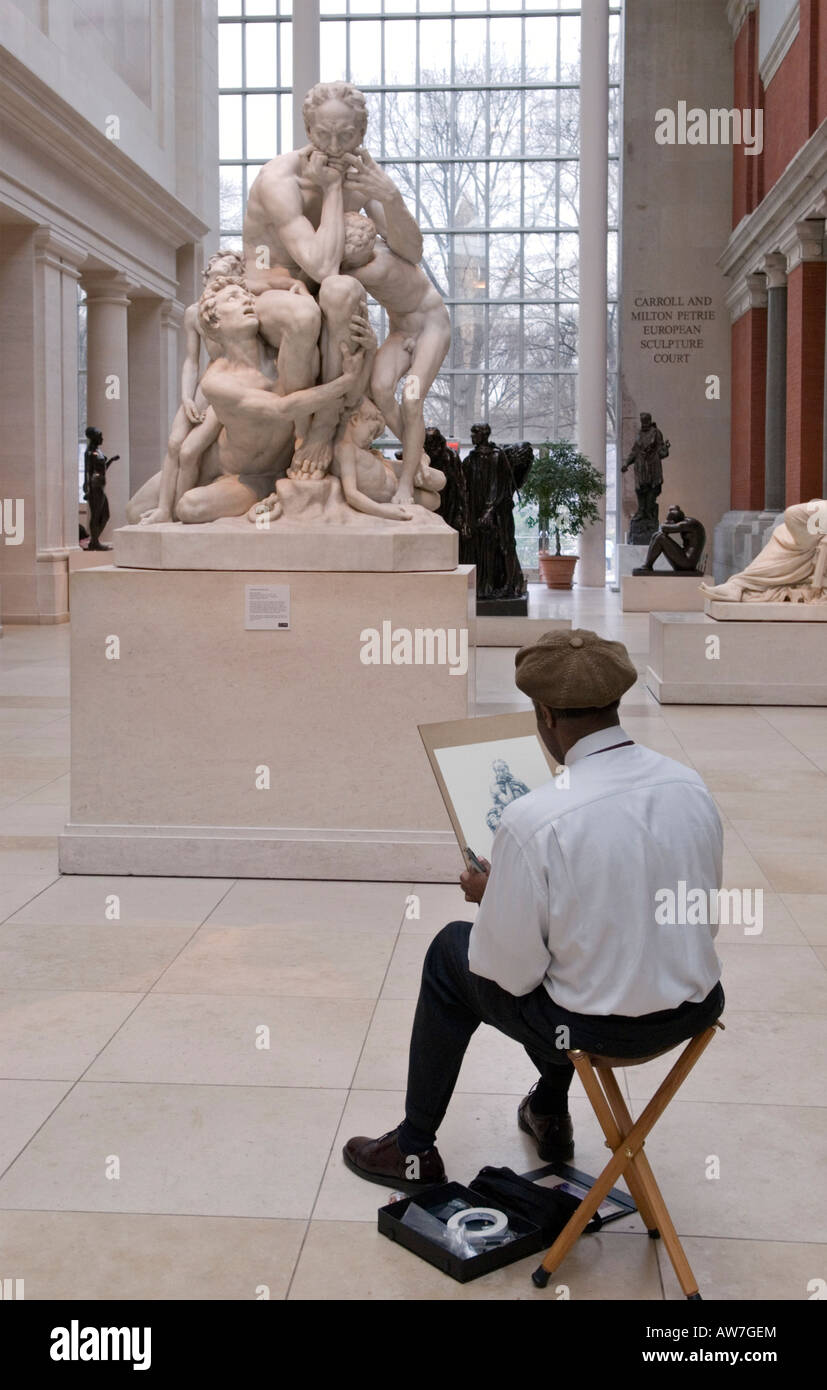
[[83, 427, 120, 551], [622, 411, 670, 544], [463, 424, 533, 603], [632, 504, 706, 575], [427, 427, 469, 550], [501, 441, 534, 594]]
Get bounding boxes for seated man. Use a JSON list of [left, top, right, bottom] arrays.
[[330, 397, 446, 521], [344, 629, 725, 1189]]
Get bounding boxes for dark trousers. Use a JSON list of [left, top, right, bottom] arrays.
[[404, 921, 725, 1140]]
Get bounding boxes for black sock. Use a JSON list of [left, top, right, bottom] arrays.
[[530, 1074, 572, 1116], [396, 1118, 436, 1154]]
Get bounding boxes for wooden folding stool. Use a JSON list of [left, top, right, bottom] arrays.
[[532, 1021, 725, 1298]]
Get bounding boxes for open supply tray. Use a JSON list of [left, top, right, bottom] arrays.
[[378, 1181, 546, 1283], [378, 1164, 637, 1283]]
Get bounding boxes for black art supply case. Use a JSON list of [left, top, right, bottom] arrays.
[[377, 1181, 546, 1283]]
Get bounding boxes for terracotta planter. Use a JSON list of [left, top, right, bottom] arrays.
[[538, 552, 578, 589]]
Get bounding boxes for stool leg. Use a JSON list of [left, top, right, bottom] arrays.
[[532, 1032, 719, 1292], [599, 1069, 700, 1298], [532, 1137, 634, 1282], [579, 1061, 662, 1237]]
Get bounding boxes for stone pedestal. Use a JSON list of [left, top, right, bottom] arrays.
[[617, 542, 671, 577], [621, 574, 706, 612], [704, 599, 827, 622], [475, 614, 571, 646], [476, 596, 529, 617], [114, 510, 457, 573], [646, 611, 827, 704], [60, 564, 475, 880], [68, 548, 114, 572], [612, 541, 671, 592], [711, 510, 782, 585]]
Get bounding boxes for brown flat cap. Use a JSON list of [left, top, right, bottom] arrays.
[[514, 627, 637, 709]]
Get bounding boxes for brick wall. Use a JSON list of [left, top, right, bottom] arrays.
[[733, 5, 764, 224], [785, 258, 826, 500]]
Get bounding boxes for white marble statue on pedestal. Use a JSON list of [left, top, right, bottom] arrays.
[[125, 80, 453, 537], [701, 501, 827, 603]]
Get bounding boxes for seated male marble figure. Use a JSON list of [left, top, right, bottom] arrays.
[[243, 81, 423, 477], [330, 397, 446, 521], [339, 212, 451, 505], [169, 281, 368, 525], [632, 505, 706, 576]]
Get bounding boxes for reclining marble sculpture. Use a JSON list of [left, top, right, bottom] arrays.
[[125, 80, 453, 536], [701, 500, 827, 603]]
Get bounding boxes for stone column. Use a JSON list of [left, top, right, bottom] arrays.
[[82, 271, 132, 539], [576, 0, 609, 587], [33, 229, 86, 546], [33, 229, 86, 621], [782, 219, 826, 503], [0, 225, 86, 623], [127, 296, 184, 497], [160, 298, 186, 445], [727, 270, 767, 510], [293, 0, 320, 148], [762, 253, 787, 512]]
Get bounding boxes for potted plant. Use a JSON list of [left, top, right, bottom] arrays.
[[520, 440, 606, 589]]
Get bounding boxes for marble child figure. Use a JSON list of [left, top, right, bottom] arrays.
[[125, 252, 246, 525], [339, 211, 451, 506], [330, 397, 446, 521]]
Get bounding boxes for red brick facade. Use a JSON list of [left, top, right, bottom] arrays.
[[731, 307, 768, 508], [785, 258, 826, 499], [763, 29, 810, 192], [733, 6, 764, 224], [729, 2, 827, 508]]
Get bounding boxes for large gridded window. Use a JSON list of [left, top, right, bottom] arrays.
[[218, 0, 294, 243], [218, 1, 621, 569]]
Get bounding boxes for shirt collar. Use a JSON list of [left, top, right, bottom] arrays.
[[564, 725, 634, 766]]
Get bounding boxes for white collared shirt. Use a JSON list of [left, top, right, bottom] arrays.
[[467, 726, 723, 1016]]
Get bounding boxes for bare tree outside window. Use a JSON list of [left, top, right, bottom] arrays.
[[216, 1, 620, 574]]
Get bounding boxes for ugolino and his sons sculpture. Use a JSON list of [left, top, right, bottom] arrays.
[[126, 82, 452, 537]]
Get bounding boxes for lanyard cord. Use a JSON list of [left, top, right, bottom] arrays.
[[586, 740, 635, 757]]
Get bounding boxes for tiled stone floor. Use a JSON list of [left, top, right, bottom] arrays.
[[0, 588, 825, 1300]]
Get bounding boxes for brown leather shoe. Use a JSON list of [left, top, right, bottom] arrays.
[[343, 1128, 446, 1191], [517, 1089, 574, 1162]]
